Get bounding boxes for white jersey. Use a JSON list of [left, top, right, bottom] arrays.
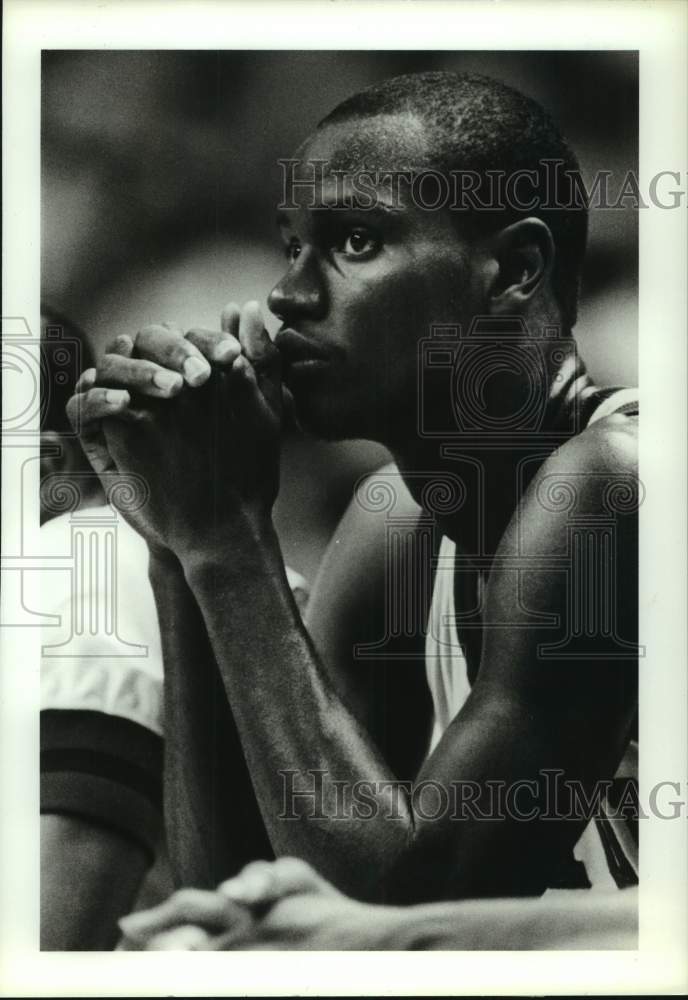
[[39, 507, 165, 734], [39, 506, 310, 735]]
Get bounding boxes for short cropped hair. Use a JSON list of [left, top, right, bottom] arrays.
[[319, 71, 588, 330]]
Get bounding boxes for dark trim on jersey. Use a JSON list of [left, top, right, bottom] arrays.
[[594, 815, 639, 889], [575, 385, 639, 427], [41, 746, 161, 807], [41, 709, 163, 858], [607, 776, 640, 846]]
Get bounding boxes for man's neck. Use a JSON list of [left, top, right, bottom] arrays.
[[390, 346, 596, 562]]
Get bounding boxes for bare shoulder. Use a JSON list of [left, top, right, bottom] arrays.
[[556, 411, 638, 475], [519, 412, 639, 540], [479, 413, 640, 700], [306, 461, 422, 636], [486, 411, 640, 644]]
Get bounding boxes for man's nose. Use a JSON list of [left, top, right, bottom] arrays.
[[268, 252, 327, 323]]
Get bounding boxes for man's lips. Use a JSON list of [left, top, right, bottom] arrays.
[[274, 328, 330, 366]]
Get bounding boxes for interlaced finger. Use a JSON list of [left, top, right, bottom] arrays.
[[134, 324, 211, 387], [97, 354, 183, 398], [185, 327, 241, 366]]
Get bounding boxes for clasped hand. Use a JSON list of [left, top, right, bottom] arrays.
[[118, 857, 371, 951], [67, 302, 284, 557]]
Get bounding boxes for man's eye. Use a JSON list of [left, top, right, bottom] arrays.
[[339, 228, 380, 258], [285, 239, 302, 263]]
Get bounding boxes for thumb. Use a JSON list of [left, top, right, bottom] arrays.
[[237, 301, 282, 415]]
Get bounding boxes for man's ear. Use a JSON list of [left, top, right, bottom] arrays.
[[485, 217, 555, 314]]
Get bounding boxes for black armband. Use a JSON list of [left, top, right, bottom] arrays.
[[41, 709, 163, 861]]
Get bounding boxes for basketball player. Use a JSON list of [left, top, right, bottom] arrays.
[[39, 308, 165, 949], [68, 72, 639, 906]]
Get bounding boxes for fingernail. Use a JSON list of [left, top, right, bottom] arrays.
[[118, 914, 149, 938], [155, 926, 211, 951], [119, 907, 156, 928], [105, 389, 128, 406], [221, 870, 271, 903], [212, 339, 239, 363], [81, 367, 97, 386], [153, 370, 182, 392], [218, 877, 242, 899], [183, 356, 210, 387]]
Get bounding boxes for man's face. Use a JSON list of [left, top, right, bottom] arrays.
[[268, 113, 479, 444]]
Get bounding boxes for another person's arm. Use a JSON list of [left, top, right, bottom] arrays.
[[40, 709, 162, 950], [39, 511, 166, 949], [118, 857, 638, 951], [41, 814, 150, 951]]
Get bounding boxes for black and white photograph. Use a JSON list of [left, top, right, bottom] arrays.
[[2, 1, 687, 995]]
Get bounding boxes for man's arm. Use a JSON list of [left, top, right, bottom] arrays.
[[304, 464, 433, 782], [41, 814, 150, 951], [149, 549, 274, 889], [40, 708, 164, 950], [178, 419, 638, 902], [75, 320, 638, 903]]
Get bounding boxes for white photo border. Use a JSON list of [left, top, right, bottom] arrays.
[[2, 0, 687, 995]]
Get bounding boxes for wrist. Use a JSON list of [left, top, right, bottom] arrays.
[[178, 513, 279, 581], [148, 542, 183, 582]]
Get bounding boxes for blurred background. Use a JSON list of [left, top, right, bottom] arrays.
[[42, 50, 638, 580]]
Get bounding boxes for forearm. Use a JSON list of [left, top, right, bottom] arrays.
[[41, 814, 149, 950], [150, 548, 259, 889], [181, 522, 415, 900], [262, 893, 638, 951], [327, 892, 638, 951], [179, 525, 587, 903]]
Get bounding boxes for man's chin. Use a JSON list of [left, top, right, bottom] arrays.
[[289, 387, 365, 444]]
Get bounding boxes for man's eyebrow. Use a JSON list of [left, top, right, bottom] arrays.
[[276, 200, 403, 232], [277, 201, 401, 227], [314, 197, 402, 215]]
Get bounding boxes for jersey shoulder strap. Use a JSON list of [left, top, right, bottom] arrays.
[[583, 386, 639, 426]]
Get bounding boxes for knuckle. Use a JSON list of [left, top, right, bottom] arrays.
[[275, 856, 312, 878], [135, 325, 169, 354], [112, 334, 134, 356], [183, 330, 210, 354], [105, 334, 125, 354], [65, 397, 80, 428], [172, 888, 199, 909], [241, 859, 273, 877], [137, 324, 166, 338], [184, 326, 209, 341], [168, 342, 193, 367], [96, 354, 116, 379]]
